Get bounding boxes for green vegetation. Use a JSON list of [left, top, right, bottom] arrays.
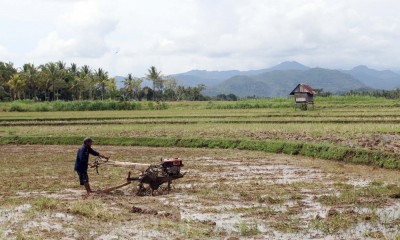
[[345, 88, 400, 99], [238, 221, 260, 236], [319, 182, 400, 206], [0, 62, 214, 103], [0, 100, 164, 112], [0, 136, 399, 169], [1, 95, 399, 112], [70, 200, 114, 220], [2, 96, 400, 169]]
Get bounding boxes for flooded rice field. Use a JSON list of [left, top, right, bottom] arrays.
[[0, 145, 399, 239]]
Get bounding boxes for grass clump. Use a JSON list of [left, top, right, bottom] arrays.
[[70, 199, 113, 220], [147, 219, 215, 239], [310, 209, 379, 234], [238, 221, 260, 236], [318, 182, 400, 206], [31, 197, 59, 211]]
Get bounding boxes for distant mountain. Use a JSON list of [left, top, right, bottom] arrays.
[[173, 61, 310, 87], [114, 61, 400, 97], [173, 69, 247, 87], [342, 65, 400, 90], [204, 68, 366, 97], [265, 61, 310, 72]]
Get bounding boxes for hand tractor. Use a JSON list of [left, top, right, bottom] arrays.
[[92, 157, 185, 196]]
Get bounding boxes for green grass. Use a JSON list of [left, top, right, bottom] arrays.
[[1, 100, 155, 112], [1, 96, 399, 112], [70, 199, 114, 220], [319, 182, 400, 206], [31, 197, 59, 211], [2, 96, 400, 170], [238, 221, 260, 236], [1, 136, 400, 169]]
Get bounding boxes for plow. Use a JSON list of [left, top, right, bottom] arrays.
[[92, 157, 185, 196]]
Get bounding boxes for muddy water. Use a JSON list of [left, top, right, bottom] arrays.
[[1, 145, 399, 239], [160, 156, 400, 239]]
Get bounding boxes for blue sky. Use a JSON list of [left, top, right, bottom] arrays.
[[1, 0, 400, 76]]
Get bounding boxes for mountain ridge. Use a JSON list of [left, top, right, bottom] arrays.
[[115, 61, 400, 97], [173, 61, 400, 97]]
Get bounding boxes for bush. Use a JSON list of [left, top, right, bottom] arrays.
[[2, 100, 150, 112], [9, 104, 27, 112]]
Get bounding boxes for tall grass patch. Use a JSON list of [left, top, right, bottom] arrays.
[[2, 100, 149, 112]]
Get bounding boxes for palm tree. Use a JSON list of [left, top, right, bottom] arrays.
[[40, 62, 60, 101], [122, 74, 143, 100], [146, 66, 162, 101], [79, 65, 94, 100], [55, 61, 68, 100], [7, 73, 26, 100], [20, 63, 39, 100], [123, 73, 135, 100], [0, 62, 17, 98], [94, 68, 109, 100], [68, 63, 80, 100], [39, 62, 59, 100], [106, 78, 118, 100]]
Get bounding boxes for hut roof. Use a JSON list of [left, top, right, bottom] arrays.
[[289, 83, 317, 95]]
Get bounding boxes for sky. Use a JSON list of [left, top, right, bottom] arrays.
[[1, 0, 400, 76]]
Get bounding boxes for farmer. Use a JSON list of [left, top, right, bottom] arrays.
[[74, 137, 109, 195]]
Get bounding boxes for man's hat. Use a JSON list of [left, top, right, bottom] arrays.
[[83, 137, 94, 144]]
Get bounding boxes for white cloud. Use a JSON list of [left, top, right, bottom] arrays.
[[31, 0, 118, 59], [2, 0, 400, 75]]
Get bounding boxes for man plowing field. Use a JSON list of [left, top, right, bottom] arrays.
[[74, 137, 185, 196], [74, 137, 109, 196]]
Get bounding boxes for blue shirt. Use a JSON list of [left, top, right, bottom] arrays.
[[74, 144, 99, 172]]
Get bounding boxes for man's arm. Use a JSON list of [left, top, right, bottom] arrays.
[[88, 147, 109, 160], [98, 153, 109, 160]]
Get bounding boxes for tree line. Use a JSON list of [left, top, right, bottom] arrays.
[[342, 88, 400, 99], [0, 61, 217, 102]]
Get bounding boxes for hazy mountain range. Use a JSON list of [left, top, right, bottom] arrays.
[[115, 61, 400, 97], [174, 61, 400, 97]]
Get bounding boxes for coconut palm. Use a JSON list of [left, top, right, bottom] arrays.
[[94, 68, 109, 100], [7, 73, 26, 100], [78, 65, 95, 100], [68, 63, 81, 100], [39, 63, 57, 101], [106, 78, 118, 100], [122, 73, 135, 100], [0, 62, 16, 83], [40, 62, 64, 101], [20, 63, 39, 100], [123, 73, 143, 100], [146, 66, 163, 101]]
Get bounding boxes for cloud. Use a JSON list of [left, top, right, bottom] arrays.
[[31, 0, 118, 59], [5, 0, 400, 75]]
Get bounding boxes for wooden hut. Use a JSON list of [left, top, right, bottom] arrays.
[[289, 83, 317, 110]]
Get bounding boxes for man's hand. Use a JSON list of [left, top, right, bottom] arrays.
[[89, 163, 96, 168]]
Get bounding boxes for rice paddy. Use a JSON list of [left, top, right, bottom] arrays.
[[0, 96, 399, 239]]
